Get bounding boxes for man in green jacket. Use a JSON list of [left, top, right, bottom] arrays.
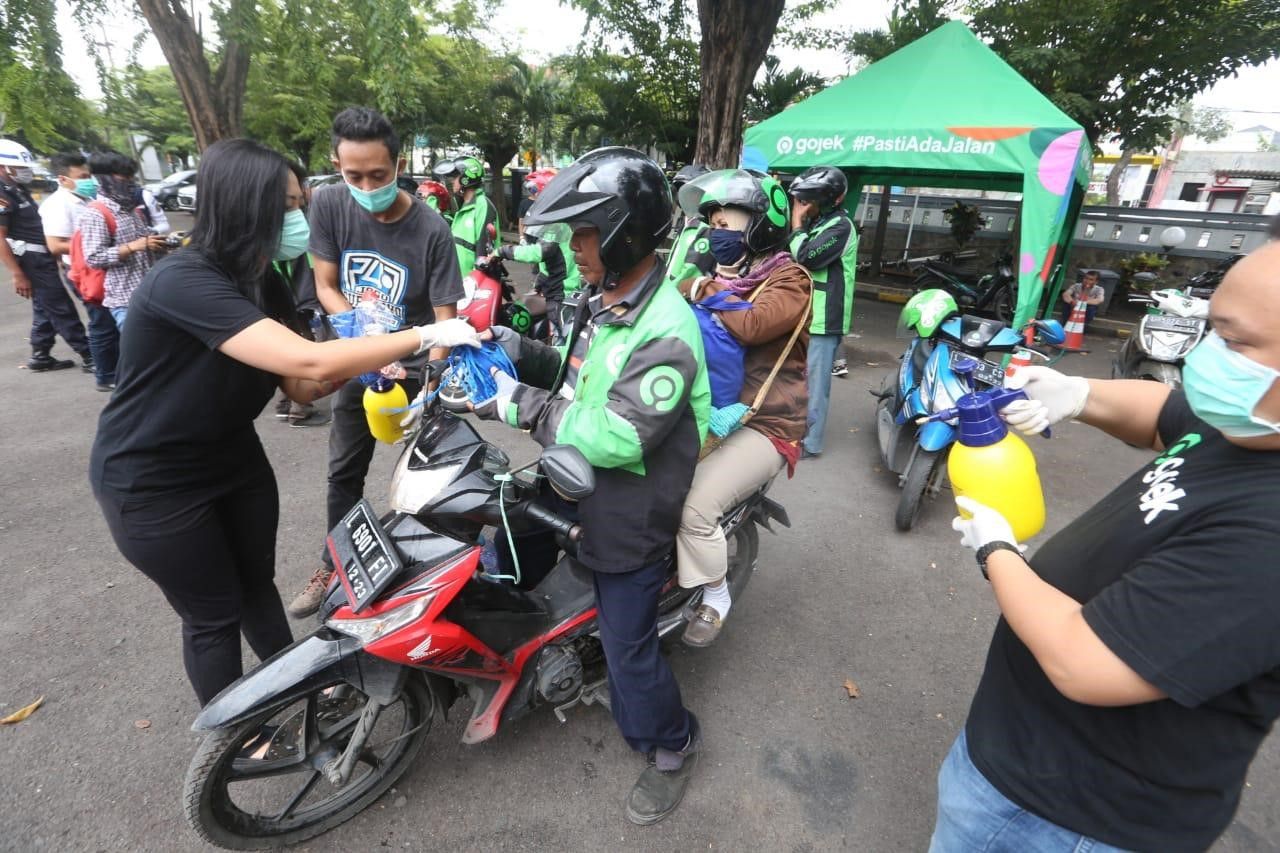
[[492, 221, 580, 341], [661, 163, 715, 289], [789, 165, 858, 457], [435, 155, 497, 276], [477, 147, 711, 827]]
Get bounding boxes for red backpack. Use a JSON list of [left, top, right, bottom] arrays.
[[67, 201, 116, 304]]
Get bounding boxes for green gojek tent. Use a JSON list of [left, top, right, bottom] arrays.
[[742, 21, 1092, 328]]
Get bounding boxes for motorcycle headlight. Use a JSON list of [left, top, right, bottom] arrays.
[[388, 455, 463, 514], [326, 594, 431, 644], [1142, 330, 1196, 361]]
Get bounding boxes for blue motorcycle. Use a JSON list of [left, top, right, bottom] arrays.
[[874, 289, 1064, 531]]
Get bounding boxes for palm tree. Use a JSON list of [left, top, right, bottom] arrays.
[[493, 58, 570, 167]]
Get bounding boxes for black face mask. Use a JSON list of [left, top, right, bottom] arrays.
[[99, 175, 140, 211]]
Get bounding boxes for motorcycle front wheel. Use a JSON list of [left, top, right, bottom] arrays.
[[183, 675, 435, 850], [895, 449, 943, 532]]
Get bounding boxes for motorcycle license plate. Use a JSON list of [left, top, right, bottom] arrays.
[[329, 499, 403, 613], [1145, 315, 1203, 333], [949, 350, 1005, 388]]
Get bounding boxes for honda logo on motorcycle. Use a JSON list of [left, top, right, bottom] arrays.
[[775, 134, 846, 156]]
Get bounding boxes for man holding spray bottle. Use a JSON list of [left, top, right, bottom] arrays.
[[934, 242, 1280, 852]]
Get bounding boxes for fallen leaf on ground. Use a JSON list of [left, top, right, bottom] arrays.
[[843, 678, 861, 699], [0, 696, 43, 724], [134, 719, 151, 729]]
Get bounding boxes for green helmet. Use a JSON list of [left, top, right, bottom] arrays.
[[456, 156, 484, 189], [899, 288, 958, 339], [677, 168, 789, 254]]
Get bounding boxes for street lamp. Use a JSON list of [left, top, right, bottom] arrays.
[[1159, 226, 1186, 255]]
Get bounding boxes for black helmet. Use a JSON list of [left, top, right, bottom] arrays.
[[678, 168, 790, 255], [525, 146, 672, 276], [671, 163, 709, 192], [789, 166, 848, 214]]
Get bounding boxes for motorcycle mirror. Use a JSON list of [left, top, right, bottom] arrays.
[[540, 444, 596, 501], [1036, 319, 1066, 345]]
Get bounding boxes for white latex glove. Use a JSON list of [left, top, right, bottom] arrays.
[[414, 318, 481, 353], [1001, 365, 1090, 436], [398, 386, 427, 433], [952, 496, 1024, 552]]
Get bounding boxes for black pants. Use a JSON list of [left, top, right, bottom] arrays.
[[322, 376, 423, 564], [21, 251, 88, 356], [96, 467, 294, 705], [499, 509, 692, 755]]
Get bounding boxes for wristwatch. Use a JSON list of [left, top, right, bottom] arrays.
[[975, 541, 1021, 580]]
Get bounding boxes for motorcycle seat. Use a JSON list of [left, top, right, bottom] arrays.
[[925, 260, 980, 282]]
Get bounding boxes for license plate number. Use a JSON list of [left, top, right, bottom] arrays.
[[1145, 315, 1202, 333], [330, 500, 403, 613], [949, 350, 1005, 388]]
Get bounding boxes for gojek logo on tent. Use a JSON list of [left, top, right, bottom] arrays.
[[775, 135, 847, 156]]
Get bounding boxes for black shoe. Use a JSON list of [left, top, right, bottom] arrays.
[[27, 352, 74, 372], [625, 721, 701, 826], [96, 382, 116, 393], [273, 396, 292, 419], [78, 352, 95, 374]]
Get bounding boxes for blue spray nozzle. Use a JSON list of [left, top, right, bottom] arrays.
[[925, 386, 1050, 442]]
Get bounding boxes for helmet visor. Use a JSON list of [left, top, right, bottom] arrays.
[[678, 169, 768, 219]]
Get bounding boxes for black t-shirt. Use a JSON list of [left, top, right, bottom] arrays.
[[966, 392, 1280, 852], [89, 252, 279, 495]]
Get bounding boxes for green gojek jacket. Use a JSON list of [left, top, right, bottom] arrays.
[[504, 232, 580, 300], [450, 189, 498, 275], [500, 262, 712, 573], [790, 209, 858, 336], [661, 216, 715, 290]]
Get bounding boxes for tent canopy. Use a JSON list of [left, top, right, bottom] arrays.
[[742, 21, 1092, 326]]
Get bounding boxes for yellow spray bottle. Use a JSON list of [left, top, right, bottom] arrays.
[[928, 376, 1046, 542], [363, 377, 409, 444]]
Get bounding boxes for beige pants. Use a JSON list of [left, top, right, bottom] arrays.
[[677, 427, 784, 588]]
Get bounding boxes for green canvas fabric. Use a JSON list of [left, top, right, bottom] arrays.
[[743, 21, 1091, 329]]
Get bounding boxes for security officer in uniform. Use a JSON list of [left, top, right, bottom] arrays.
[[0, 139, 91, 373], [788, 165, 857, 457]]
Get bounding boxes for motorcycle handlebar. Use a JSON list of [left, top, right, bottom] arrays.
[[519, 501, 584, 543]]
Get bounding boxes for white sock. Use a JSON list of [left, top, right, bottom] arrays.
[[700, 580, 732, 619]]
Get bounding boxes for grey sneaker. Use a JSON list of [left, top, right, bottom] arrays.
[[288, 408, 331, 428], [287, 565, 334, 618], [625, 719, 701, 826], [831, 359, 849, 377]]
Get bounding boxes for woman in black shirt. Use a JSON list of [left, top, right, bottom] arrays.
[[89, 139, 478, 705]]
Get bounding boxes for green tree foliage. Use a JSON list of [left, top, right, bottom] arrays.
[[837, 0, 1280, 152], [103, 66, 196, 166], [0, 0, 98, 151], [746, 55, 826, 124]]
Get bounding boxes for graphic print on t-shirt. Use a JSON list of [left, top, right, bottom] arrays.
[[340, 249, 409, 326], [1138, 430, 1202, 524]]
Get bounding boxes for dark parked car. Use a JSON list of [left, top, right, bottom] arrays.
[[145, 169, 198, 211]]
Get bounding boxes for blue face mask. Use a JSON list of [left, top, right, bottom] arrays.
[[708, 228, 747, 265], [346, 176, 399, 214], [1183, 331, 1280, 438], [274, 208, 310, 261], [73, 177, 99, 199]]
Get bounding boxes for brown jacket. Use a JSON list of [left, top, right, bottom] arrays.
[[693, 261, 812, 443]]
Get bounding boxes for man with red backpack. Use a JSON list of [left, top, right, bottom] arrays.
[[78, 151, 167, 332], [0, 139, 93, 375], [41, 152, 121, 391]]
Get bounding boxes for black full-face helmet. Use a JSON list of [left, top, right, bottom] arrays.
[[789, 165, 848, 215], [524, 146, 673, 277], [671, 163, 710, 193], [678, 168, 790, 255]]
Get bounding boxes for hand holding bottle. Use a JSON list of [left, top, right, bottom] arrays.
[[1001, 366, 1090, 436]]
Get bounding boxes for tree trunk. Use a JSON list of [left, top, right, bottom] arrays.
[[693, 0, 785, 168], [1105, 147, 1135, 206], [483, 143, 519, 229], [134, 0, 253, 151]]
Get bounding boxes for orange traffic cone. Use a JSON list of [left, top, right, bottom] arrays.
[[1060, 299, 1090, 352], [1006, 346, 1034, 378]]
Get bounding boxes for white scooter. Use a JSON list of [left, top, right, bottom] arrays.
[[1112, 287, 1210, 389]]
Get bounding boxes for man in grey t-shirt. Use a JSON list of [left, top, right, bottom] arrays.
[[289, 107, 465, 618]]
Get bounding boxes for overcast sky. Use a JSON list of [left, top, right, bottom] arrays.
[[57, 0, 1280, 134]]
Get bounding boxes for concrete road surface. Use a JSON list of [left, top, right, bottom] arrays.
[[0, 243, 1276, 851]]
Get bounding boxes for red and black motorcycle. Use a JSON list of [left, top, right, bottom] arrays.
[[182, 363, 789, 849]]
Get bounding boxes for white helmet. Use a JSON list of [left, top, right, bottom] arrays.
[[0, 139, 34, 167]]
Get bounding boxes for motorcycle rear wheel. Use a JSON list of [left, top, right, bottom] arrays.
[[895, 450, 943, 532], [183, 676, 434, 850]]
